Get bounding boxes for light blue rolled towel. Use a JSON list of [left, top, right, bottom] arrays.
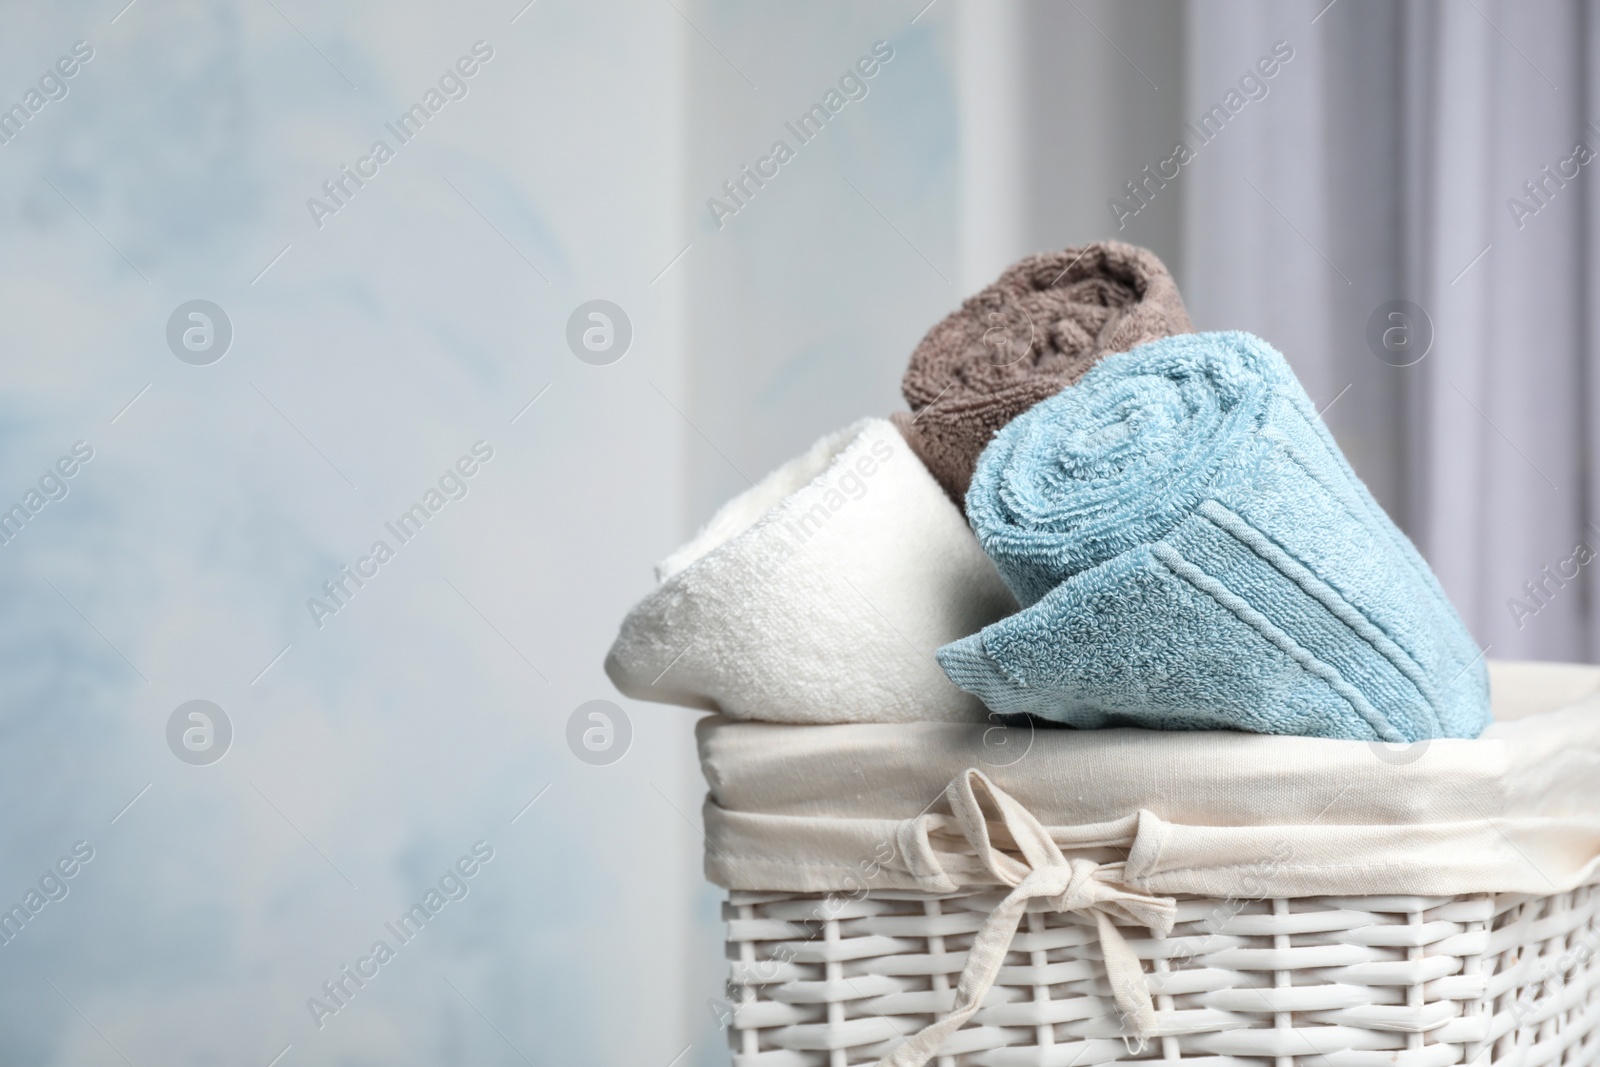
[[936, 331, 1490, 742]]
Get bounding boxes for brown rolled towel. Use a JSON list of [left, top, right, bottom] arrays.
[[893, 240, 1193, 504]]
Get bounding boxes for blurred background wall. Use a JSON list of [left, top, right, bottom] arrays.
[[0, 1, 706, 1064], [0, 1, 1595, 1065]]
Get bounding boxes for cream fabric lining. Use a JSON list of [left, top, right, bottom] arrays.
[[699, 660, 1600, 899]]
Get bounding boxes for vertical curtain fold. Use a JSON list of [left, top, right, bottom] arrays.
[[1404, 0, 1591, 660], [1178, 0, 1599, 662]]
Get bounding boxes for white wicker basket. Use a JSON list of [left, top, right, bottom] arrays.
[[722, 880, 1600, 1067]]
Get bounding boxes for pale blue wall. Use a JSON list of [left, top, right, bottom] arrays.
[[683, 1, 960, 525], [0, 1, 714, 1064]]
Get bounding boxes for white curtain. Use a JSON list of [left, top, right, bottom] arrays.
[[1180, 0, 1600, 662]]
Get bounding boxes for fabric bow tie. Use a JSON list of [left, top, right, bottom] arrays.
[[878, 769, 1176, 1067]]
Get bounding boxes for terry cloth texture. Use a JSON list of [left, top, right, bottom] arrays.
[[938, 331, 1490, 743], [696, 660, 1600, 899], [893, 241, 1192, 504], [605, 418, 1019, 724]]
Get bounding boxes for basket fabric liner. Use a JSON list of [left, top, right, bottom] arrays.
[[700, 660, 1600, 902], [701, 661, 1600, 1060]]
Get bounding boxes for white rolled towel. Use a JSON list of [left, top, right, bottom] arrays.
[[605, 418, 1019, 723]]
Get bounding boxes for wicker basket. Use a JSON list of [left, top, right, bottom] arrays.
[[721, 880, 1600, 1067]]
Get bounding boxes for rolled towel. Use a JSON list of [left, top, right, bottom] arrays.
[[937, 331, 1491, 742], [893, 241, 1193, 505], [606, 419, 1018, 724]]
